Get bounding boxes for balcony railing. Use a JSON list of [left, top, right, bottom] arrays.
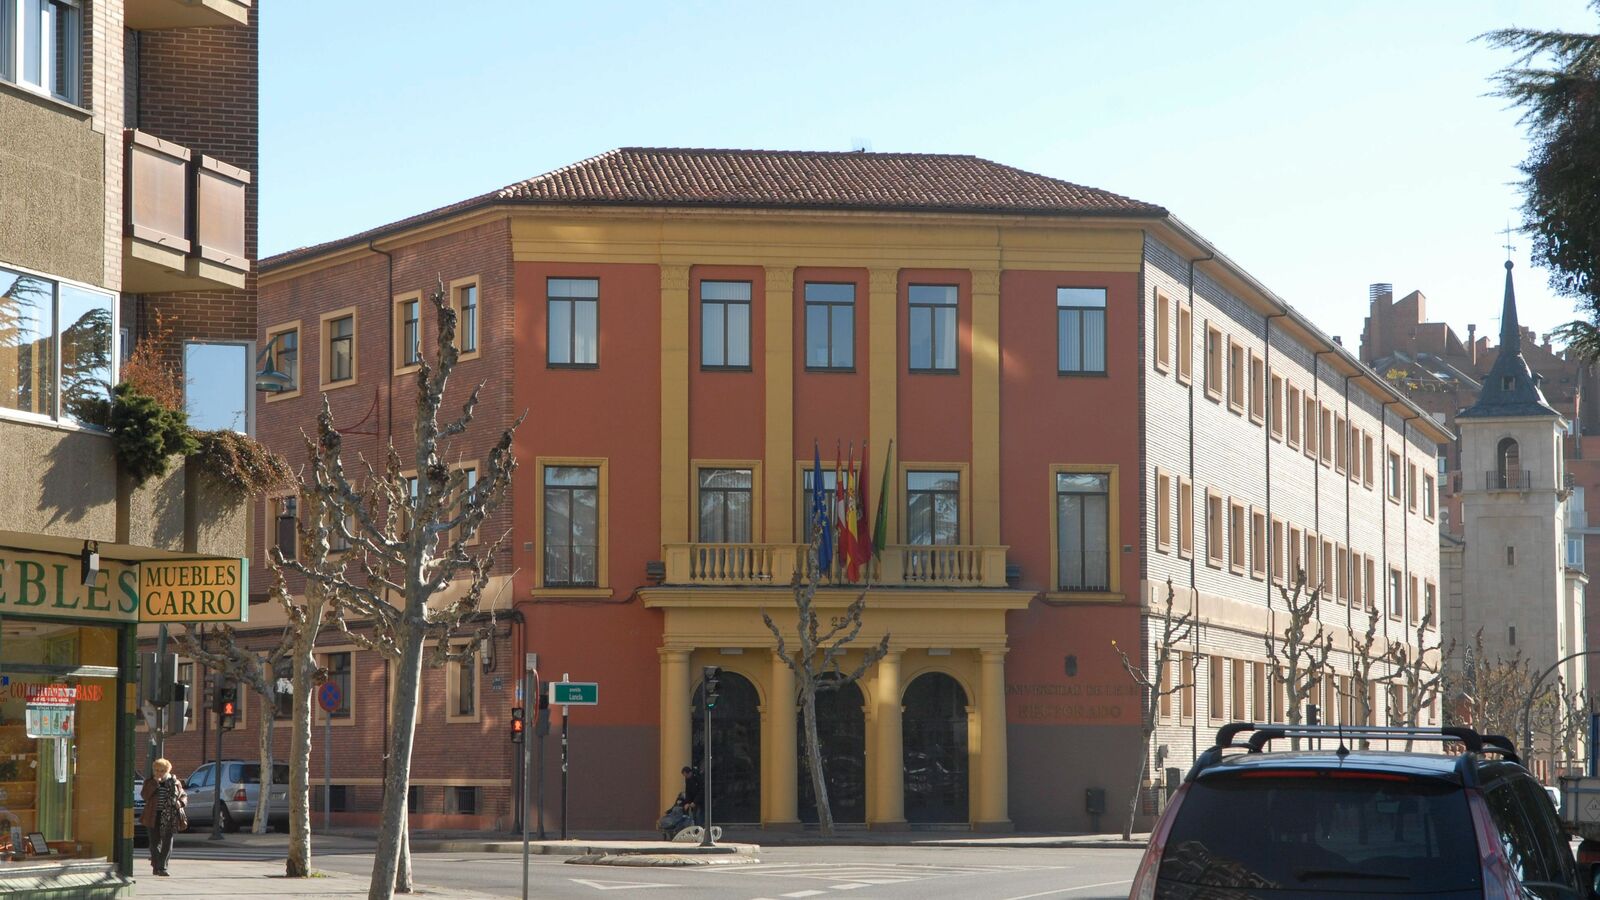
[[123, 130, 251, 293], [1486, 470, 1534, 491], [125, 0, 250, 31], [662, 543, 1009, 588]]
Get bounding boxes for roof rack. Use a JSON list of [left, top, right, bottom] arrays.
[[1191, 722, 1520, 778]]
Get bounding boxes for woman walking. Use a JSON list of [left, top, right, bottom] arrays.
[[140, 758, 187, 877]]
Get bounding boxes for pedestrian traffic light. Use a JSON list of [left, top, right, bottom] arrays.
[[215, 676, 239, 731], [703, 666, 721, 710], [1307, 703, 1321, 726], [510, 706, 526, 743], [167, 681, 191, 736]]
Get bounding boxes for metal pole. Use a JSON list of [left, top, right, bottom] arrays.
[[323, 710, 332, 833], [699, 695, 713, 847], [1518, 649, 1600, 769], [536, 705, 546, 840], [210, 684, 225, 840], [561, 672, 570, 840], [151, 626, 168, 771], [521, 668, 532, 900]]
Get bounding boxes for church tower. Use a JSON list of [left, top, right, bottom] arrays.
[[1452, 261, 1585, 771]]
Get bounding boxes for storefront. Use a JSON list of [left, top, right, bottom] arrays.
[[0, 546, 244, 897]]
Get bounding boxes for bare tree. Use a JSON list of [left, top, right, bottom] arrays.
[[172, 623, 291, 833], [762, 528, 888, 837], [1347, 604, 1384, 734], [1530, 677, 1588, 777], [278, 282, 518, 900], [1444, 630, 1544, 742], [1110, 578, 1195, 841], [1264, 572, 1333, 746]]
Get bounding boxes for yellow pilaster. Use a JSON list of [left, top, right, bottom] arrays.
[[868, 268, 899, 546], [971, 269, 1001, 546], [661, 265, 691, 543], [767, 650, 799, 826], [659, 648, 692, 813], [976, 648, 1012, 830], [870, 649, 906, 829], [764, 266, 795, 543]]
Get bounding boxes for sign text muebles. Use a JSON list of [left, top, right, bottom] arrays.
[[0, 548, 247, 624]]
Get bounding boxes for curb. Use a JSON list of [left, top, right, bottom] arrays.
[[566, 852, 760, 867]]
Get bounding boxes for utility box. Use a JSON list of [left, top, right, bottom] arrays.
[[1085, 787, 1106, 816]]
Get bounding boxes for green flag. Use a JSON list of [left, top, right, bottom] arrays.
[[872, 439, 892, 556]]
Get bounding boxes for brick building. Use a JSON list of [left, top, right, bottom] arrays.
[[241, 148, 1446, 834], [0, 0, 255, 893]]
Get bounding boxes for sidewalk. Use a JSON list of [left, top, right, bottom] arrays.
[[129, 858, 502, 899]]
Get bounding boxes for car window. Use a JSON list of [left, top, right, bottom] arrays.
[[1159, 773, 1481, 892], [1484, 778, 1574, 897], [274, 764, 289, 785], [1509, 776, 1578, 892], [187, 765, 211, 788], [226, 763, 244, 785]]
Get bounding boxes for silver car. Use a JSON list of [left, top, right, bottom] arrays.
[[183, 760, 289, 832]]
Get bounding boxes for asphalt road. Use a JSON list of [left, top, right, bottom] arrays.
[[304, 845, 1142, 900]]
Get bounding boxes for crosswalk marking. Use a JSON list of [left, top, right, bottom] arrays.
[[710, 862, 1065, 887]]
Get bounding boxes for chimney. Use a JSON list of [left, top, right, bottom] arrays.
[[1468, 324, 1477, 366], [1333, 336, 1343, 347]]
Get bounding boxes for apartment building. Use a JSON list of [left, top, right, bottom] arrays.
[[0, 0, 256, 894], [241, 147, 1444, 834]]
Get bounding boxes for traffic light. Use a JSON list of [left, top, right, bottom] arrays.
[[1307, 703, 1321, 726], [167, 681, 191, 736], [215, 676, 239, 731], [510, 706, 526, 743], [703, 666, 722, 710]]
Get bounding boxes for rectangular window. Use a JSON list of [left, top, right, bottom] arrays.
[[1319, 407, 1333, 466], [1155, 470, 1172, 552], [543, 465, 600, 586], [698, 468, 754, 542], [272, 657, 293, 719], [1288, 526, 1303, 585], [1388, 450, 1403, 501], [327, 314, 354, 382], [447, 786, 480, 816], [1304, 531, 1319, 590], [1252, 662, 1265, 723], [1177, 477, 1193, 559], [1057, 287, 1107, 374], [1206, 491, 1224, 567], [1337, 546, 1349, 602], [1209, 656, 1225, 721], [1286, 385, 1302, 447], [451, 466, 479, 546], [800, 466, 839, 538], [1227, 341, 1245, 411], [265, 326, 299, 397], [1303, 396, 1319, 458], [1056, 472, 1110, 591], [1159, 659, 1172, 719], [1228, 500, 1245, 572], [272, 495, 298, 562], [908, 284, 957, 372], [1176, 303, 1193, 384], [907, 470, 960, 546], [1424, 582, 1437, 626], [1388, 567, 1403, 619], [1, 0, 80, 103], [451, 653, 477, 719], [1232, 659, 1245, 722], [1321, 539, 1334, 595], [701, 280, 752, 369], [805, 282, 855, 370], [1153, 291, 1171, 372], [1249, 354, 1265, 423], [1270, 518, 1284, 584], [1364, 557, 1376, 611], [183, 341, 250, 434], [1423, 473, 1436, 520], [1250, 509, 1266, 578], [1363, 434, 1375, 488], [1269, 372, 1284, 438], [1204, 325, 1223, 400], [323, 651, 351, 719], [1180, 652, 1195, 719], [398, 296, 421, 367], [1409, 574, 1421, 624], [548, 278, 599, 366], [0, 265, 115, 424], [456, 282, 479, 354], [1348, 426, 1361, 482], [1334, 415, 1346, 472], [1408, 462, 1420, 511]]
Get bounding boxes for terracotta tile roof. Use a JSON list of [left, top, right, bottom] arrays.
[[265, 148, 1164, 270], [495, 147, 1164, 215]]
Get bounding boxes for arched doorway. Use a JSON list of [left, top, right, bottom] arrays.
[[903, 672, 970, 824], [797, 680, 866, 824], [1497, 437, 1521, 488], [690, 670, 761, 824]]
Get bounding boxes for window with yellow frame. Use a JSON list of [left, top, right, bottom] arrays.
[[1047, 463, 1119, 600]]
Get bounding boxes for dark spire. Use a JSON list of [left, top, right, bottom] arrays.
[[1460, 260, 1558, 419]]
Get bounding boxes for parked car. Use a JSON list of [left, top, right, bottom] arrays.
[[132, 774, 146, 847], [1130, 722, 1585, 899], [183, 760, 290, 832]]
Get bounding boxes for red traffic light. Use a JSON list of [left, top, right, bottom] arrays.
[[510, 706, 526, 743], [222, 701, 235, 716]]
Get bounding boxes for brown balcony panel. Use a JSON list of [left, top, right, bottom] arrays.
[[189, 154, 250, 288], [125, 0, 250, 30], [122, 130, 192, 293]]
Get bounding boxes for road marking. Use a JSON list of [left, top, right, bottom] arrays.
[[999, 879, 1134, 900], [781, 892, 827, 898], [829, 885, 868, 891], [568, 878, 676, 891]]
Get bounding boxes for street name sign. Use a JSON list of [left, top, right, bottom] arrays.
[[550, 682, 598, 705]]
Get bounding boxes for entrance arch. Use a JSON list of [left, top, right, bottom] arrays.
[[690, 670, 761, 824], [797, 679, 866, 824], [903, 672, 970, 823]]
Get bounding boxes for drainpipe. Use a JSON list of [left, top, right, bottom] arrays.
[[1187, 250, 1212, 760], [368, 240, 395, 788]]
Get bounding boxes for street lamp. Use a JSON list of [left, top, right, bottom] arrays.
[[1518, 649, 1600, 771], [254, 339, 294, 394]]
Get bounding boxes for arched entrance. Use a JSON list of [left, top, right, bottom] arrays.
[[903, 672, 970, 824], [690, 670, 761, 824], [797, 680, 866, 824]]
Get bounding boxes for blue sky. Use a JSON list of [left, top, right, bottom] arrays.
[[262, 1, 1597, 349]]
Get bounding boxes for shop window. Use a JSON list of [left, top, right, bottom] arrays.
[[547, 278, 599, 367], [908, 284, 957, 372], [0, 265, 114, 425], [701, 280, 752, 370], [1057, 287, 1107, 374], [804, 282, 855, 370]]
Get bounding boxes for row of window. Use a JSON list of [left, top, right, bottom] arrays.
[[262, 279, 480, 397], [1154, 470, 1437, 624], [545, 277, 1110, 375], [531, 462, 1113, 593], [1152, 292, 1437, 519], [0, 0, 82, 106], [1160, 653, 1437, 727]]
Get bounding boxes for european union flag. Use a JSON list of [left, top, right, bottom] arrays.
[[812, 441, 832, 573]]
